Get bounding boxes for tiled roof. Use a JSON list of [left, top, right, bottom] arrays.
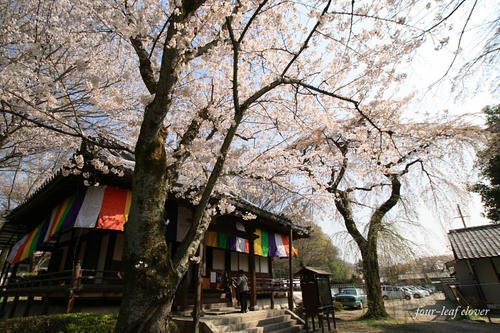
[[448, 224, 500, 260]]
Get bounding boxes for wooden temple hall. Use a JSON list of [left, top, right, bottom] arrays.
[[0, 144, 310, 318]]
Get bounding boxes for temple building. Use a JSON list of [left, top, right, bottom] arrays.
[[0, 142, 309, 318]]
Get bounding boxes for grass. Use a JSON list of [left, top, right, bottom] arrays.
[[0, 313, 118, 333], [360, 316, 422, 332], [0, 313, 181, 333]]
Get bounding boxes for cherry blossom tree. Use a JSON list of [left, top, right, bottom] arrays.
[[0, 0, 480, 330], [235, 96, 484, 317]]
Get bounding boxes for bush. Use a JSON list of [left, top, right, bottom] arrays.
[[0, 313, 117, 333], [333, 301, 343, 311]]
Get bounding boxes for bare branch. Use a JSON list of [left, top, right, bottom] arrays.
[[130, 37, 158, 94], [281, 0, 333, 77]]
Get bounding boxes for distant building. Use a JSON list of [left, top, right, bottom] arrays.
[[447, 224, 500, 312]]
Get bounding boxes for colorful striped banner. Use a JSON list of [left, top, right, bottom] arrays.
[[267, 232, 298, 258], [206, 231, 218, 247], [74, 186, 106, 228], [203, 229, 296, 258], [6, 234, 29, 264], [254, 229, 263, 256], [7, 185, 298, 264], [261, 230, 269, 258], [218, 233, 228, 249], [7, 186, 131, 264], [97, 187, 132, 230]]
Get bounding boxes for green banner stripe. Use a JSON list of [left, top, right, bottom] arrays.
[[218, 233, 228, 249], [261, 231, 268, 257]]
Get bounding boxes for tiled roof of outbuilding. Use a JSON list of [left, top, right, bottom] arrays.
[[448, 224, 500, 260]]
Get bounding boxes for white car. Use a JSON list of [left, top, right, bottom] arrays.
[[404, 286, 426, 298], [381, 285, 412, 300]]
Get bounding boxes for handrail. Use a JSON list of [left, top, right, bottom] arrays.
[[4, 269, 125, 290]]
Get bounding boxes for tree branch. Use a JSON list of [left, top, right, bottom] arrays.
[[281, 0, 332, 77], [130, 37, 158, 94]]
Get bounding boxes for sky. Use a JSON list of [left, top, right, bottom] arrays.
[[322, 0, 498, 264]]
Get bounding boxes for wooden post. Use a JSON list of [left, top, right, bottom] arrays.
[[249, 230, 257, 311], [288, 226, 294, 311], [193, 240, 204, 333], [8, 293, 18, 318], [66, 260, 81, 313], [0, 288, 9, 318], [0, 250, 10, 285], [23, 295, 34, 317], [41, 294, 49, 315], [181, 275, 189, 311]]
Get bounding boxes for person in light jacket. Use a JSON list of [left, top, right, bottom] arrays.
[[236, 270, 249, 313]]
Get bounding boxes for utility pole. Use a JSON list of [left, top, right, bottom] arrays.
[[457, 204, 467, 228]]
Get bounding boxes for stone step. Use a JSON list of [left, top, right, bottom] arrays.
[[207, 310, 304, 333], [208, 309, 287, 326], [231, 323, 302, 333], [224, 315, 291, 332], [271, 325, 303, 333]]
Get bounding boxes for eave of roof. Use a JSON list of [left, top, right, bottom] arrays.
[[1, 143, 310, 247], [448, 223, 500, 260], [295, 266, 332, 276]]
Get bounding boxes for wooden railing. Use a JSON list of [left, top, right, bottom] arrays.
[[3, 270, 73, 292], [2, 269, 124, 295]]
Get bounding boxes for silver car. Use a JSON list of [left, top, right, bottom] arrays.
[[381, 285, 412, 300]]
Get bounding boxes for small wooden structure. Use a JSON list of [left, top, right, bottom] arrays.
[[296, 266, 336, 333]]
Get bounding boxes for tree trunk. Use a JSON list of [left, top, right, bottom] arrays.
[[360, 243, 388, 318], [115, 127, 178, 332], [333, 178, 403, 320]]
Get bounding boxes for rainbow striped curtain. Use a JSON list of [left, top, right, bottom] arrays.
[[7, 187, 298, 264], [205, 229, 298, 258], [7, 186, 132, 264]]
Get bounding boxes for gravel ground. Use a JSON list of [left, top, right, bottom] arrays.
[[333, 293, 500, 333]]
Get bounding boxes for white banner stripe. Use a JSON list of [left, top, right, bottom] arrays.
[[275, 234, 287, 257], [74, 186, 106, 228]]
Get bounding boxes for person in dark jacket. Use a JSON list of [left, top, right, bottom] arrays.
[[236, 270, 249, 313]]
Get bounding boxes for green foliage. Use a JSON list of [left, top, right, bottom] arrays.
[[0, 313, 118, 333], [471, 104, 500, 223], [333, 301, 344, 311], [0, 313, 180, 333], [272, 225, 351, 281]]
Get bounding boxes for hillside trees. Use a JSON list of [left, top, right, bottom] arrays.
[[472, 105, 500, 223], [272, 225, 350, 281], [0, 0, 483, 331]]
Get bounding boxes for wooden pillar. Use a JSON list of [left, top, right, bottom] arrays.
[[466, 259, 487, 305], [193, 240, 205, 333], [66, 261, 82, 313], [288, 226, 294, 311], [41, 294, 49, 315], [249, 231, 257, 311], [23, 295, 34, 317], [8, 293, 19, 318], [0, 263, 11, 287], [181, 275, 189, 311], [0, 287, 9, 318], [489, 258, 500, 283], [0, 250, 9, 284]]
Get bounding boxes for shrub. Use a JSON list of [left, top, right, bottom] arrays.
[[0, 313, 117, 333], [333, 301, 343, 311]]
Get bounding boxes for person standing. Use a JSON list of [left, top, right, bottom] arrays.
[[236, 270, 249, 313]]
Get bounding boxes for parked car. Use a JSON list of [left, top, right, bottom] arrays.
[[415, 286, 430, 296], [334, 288, 367, 309], [381, 285, 411, 300], [404, 286, 426, 298]]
